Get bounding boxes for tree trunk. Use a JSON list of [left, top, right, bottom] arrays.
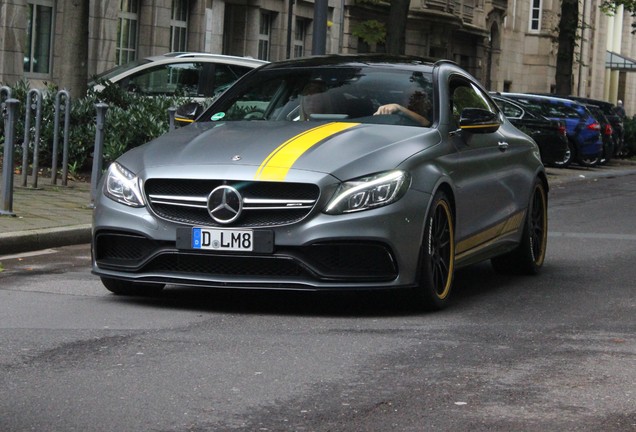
[[555, 0, 578, 95], [385, 0, 411, 54]]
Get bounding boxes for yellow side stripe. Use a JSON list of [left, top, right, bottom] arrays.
[[455, 209, 525, 256], [255, 122, 359, 181], [460, 123, 500, 130]]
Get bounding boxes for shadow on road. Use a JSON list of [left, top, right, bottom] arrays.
[[100, 261, 534, 318]]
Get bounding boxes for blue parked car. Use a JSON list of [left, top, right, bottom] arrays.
[[500, 93, 603, 167]]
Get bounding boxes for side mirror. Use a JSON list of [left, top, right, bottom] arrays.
[[175, 102, 204, 127], [459, 108, 501, 134]]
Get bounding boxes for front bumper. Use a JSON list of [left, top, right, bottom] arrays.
[[92, 188, 431, 291]]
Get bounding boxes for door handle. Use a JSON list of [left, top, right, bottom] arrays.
[[498, 141, 509, 152]]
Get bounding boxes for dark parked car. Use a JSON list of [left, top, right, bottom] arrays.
[[501, 93, 603, 167], [566, 96, 625, 157], [492, 95, 570, 167], [92, 55, 548, 310], [584, 104, 614, 164]]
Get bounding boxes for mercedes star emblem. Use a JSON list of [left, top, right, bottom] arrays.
[[207, 185, 243, 224]]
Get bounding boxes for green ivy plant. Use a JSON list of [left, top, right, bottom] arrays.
[[351, 19, 387, 45]]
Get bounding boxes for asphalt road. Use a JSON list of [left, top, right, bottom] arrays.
[[0, 173, 635, 432]]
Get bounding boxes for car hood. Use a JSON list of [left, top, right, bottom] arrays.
[[118, 121, 440, 181]]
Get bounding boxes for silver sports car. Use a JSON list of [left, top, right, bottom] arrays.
[[92, 55, 548, 309]]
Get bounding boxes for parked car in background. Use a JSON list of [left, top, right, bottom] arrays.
[[92, 55, 548, 310], [492, 95, 570, 167], [584, 104, 614, 164], [501, 93, 602, 167], [566, 96, 625, 157], [89, 52, 267, 100]]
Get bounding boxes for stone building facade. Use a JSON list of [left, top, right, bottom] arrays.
[[499, 0, 636, 115], [2, 0, 636, 114]]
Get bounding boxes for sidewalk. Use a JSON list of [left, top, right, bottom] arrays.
[[1, 160, 636, 256], [0, 174, 93, 255]]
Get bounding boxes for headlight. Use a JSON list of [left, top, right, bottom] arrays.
[[103, 162, 145, 207], [324, 170, 410, 215]]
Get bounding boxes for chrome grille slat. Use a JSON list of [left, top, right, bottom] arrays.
[[144, 179, 320, 227]]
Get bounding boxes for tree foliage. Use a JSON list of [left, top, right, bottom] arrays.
[[600, 0, 636, 14], [351, 19, 386, 45], [600, 0, 636, 33], [352, 0, 410, 54]]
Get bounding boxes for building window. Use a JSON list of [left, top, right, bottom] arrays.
[[24, 0, 55, 75], [258, 12, 272, 61], [529, 0, 542, 32], [171, 0, 189, 52], [117, 0, 139, 65], [293, 18, 307, 58]]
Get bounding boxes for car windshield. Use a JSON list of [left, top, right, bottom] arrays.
[[200, 66, 434, 126]]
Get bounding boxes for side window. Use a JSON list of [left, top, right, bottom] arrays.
[[125, 62, 202, 96], [450, 78, 497, 125], [496, 99, 523, 118], [212, 65, 250, 96]]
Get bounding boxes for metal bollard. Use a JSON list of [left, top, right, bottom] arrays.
[[1, 86, 11, 107], [21, 89, 43, 188], [90, 103, 108, 206], [168, 107, 176, 131], [51, 90, 71, 185], [60, 92, 72, 186], [0, 85, 11, 129], [1, 99, 20, 217]]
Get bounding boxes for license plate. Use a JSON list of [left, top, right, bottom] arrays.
[[192, 228, 253, 251], [176, 227, 273, 253]]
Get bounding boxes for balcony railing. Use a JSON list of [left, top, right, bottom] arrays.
[[422, 0, 476, 24], [422, 0, 455, 13]]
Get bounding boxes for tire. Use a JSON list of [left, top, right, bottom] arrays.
[[414, 191, 455, 310], [101, 277, 165, 296], [577, 153, 600, 167], [552, 140, 574, 168], [491, 179, 548, 275]]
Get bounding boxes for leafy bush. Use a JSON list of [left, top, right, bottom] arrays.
[[622, 115, 636, 157], [1, 79, 195, 177]]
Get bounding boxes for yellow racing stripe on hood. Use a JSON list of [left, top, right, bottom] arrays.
[[255, 122, 359, 181]]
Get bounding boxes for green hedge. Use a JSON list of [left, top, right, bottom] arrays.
[[622, 116, 636, 157], [1, 80, 196, 177]]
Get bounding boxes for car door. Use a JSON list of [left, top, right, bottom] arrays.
[[448, 77, 518, 251]]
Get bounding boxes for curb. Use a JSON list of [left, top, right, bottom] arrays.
[[0, 224, 92, 255]]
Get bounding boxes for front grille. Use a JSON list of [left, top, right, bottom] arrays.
[[144, 179, 320, 227]]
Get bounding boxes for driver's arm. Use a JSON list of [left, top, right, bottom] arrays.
[[373, 103, 431, 126]]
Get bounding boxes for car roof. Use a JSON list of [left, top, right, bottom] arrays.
[[90, 52, 268, 85], [501, 92, 586, 107], [143, 52, 268, 67], [257, 54, 439, 73]]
